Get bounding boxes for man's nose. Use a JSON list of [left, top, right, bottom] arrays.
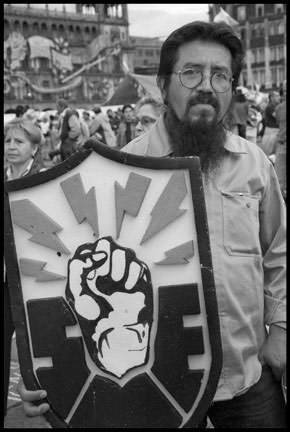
[[197, 73, 213, 92]]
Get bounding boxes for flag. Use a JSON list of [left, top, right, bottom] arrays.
[[28, 36, 55, 59], [213, 7, 239, 27]]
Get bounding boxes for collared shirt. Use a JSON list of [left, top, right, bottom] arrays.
[[5, 158, 35, 181], [122, 113, 286, 401]]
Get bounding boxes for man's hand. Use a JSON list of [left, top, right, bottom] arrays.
[[258, 325, 286, 381], [17, 378, 50, 417]]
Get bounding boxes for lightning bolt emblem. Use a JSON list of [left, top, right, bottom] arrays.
[[10, 199, 70, 254], [115, 172, 151, 238], [19, 258, 66, 282], [155, 241, 194, 265], [60, 173, 99, 236], [141, 172, 187, 244]]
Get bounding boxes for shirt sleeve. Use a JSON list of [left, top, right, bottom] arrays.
[[260, 162, 286, 329]]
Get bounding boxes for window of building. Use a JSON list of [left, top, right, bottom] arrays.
[[277, 45, 284, 60], [274, 4, 284, 14], [14, 20, 21, 32], [4, 20, 10, 39], [256, 4, 264, 17], [258, 24, 265, 37], [271, 67, 277, 84], [252, 48, 258, 63], [270, 47, 276, 61], [277, 20, 284, 34], [41, 23, 47, 36], [252, 70, 258, 83], [59, 24, 65, 36], [155, 49, 160, 56], [32, 22, 39, 35], [278, 66, 285, 84], [39, 58, 49, 70], [22, 21, 29, 38], [82, 5, 95, 15], [268, 21, 274, 36], [259, 69, 265, 84], [138, 48, 143, 56], [251, 25, 258, 38], [237, 6, 246, 22], [144, 49, 154, 57], [258, 48, 265, 62]]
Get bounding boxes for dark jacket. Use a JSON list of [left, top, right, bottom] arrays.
[[60, 109, 80, 160]]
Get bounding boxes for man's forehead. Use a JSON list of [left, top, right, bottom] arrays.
[[176, 40, 232, 70]]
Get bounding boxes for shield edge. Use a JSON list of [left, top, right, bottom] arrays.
[[4, 140, 222, 428]]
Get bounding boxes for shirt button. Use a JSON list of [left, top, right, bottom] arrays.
[[246, 202, 251, 208]]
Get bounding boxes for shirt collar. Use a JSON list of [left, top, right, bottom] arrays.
[[6, 158, 34, 180], [147, 113, 248, 156]]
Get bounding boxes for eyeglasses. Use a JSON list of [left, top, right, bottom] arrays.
[[135, 116, 157, 126], [173, 67, 233, 93]]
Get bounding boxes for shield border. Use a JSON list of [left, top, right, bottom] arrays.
[[4, 140, 222, 428]]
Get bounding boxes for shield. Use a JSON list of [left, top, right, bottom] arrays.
[[4, 140, 222, 428]]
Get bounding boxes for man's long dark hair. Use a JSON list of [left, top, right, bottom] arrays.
[[157, 21, 245, 99]]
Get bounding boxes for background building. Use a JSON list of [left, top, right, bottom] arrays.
[[4, 3, 135, 110], [209, 4, 287, 91], [130, 36, 163, 75]]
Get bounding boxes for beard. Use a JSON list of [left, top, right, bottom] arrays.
[[165, 94, 227, 180]]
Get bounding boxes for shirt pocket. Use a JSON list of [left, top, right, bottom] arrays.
[[221, 191, 260, 257]]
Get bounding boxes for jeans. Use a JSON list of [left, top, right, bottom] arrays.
[[199, 364, 286, 428]]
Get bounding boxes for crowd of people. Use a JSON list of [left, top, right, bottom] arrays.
[[4, 19, 286, 429]]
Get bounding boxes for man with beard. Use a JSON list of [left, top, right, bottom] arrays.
[[123, 21, 286, 428], [17, 21, 286, 429]]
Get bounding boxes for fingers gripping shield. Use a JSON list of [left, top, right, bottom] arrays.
[[4, 141, 222, 428]]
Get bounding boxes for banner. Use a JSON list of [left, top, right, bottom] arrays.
[[51, 49, 73, 71], [28, 36, 55, 60]]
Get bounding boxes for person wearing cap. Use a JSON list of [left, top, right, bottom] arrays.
[[89, 105, 117, 148]]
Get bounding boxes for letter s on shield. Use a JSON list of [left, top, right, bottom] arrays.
[[4, 140, 222, 428]]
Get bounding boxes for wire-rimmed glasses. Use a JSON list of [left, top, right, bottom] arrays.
[[173, 67, 233, 93]]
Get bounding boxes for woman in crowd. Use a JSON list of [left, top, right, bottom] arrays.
[[4, 118, 46, 180], [134, 96, 165, 137], [4, 119, 46, 420]]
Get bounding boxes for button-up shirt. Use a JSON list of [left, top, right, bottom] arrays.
[[122, 113, 286, 401]]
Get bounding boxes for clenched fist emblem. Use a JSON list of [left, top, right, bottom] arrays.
[[65, 237, 153, 378]]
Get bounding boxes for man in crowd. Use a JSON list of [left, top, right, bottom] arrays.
[[116, 104, 137, 149], [18, 21, 286, 428], [123, 21, 286, 428], [56, 99, 84, 161]]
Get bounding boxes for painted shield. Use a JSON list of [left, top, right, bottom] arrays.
[[4, 140, 222, 428]]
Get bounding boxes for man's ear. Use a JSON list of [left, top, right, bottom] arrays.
[[157, 77, 167, 104]]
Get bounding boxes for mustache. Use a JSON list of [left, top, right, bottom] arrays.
[[187, 93, 219, 109]]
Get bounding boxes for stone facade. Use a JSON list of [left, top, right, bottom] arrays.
[[4, 4, 135, 110]]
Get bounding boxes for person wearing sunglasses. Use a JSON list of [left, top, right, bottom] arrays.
[[135, 96, 165, 137]]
